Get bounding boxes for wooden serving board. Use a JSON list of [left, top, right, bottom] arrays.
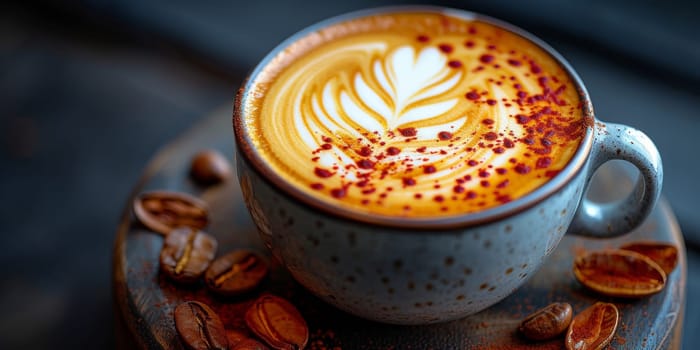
[[113, 106, 686, 349]]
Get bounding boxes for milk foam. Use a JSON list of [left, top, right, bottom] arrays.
[[242, 14, 585, 217]]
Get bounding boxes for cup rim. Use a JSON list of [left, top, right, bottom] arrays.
[[233, 5, 595, 230]]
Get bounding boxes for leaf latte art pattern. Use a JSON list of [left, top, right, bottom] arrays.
[[296, 45, 470, 183], [244, 15, 586, 217]]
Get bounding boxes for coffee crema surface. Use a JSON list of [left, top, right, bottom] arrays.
[[240, 12, 586, 217]]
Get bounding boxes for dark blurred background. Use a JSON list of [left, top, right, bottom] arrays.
[[1, 0, 698, 348]]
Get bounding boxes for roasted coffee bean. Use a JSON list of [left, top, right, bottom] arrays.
[[518, 302, 572, 340], [190, 150, 232, 186], [134, 191, 208, 235], [573, 249, 666, 297], [565, 302, 619, 350], [245, 294, 309, 350], [620, 241, 679, 275], [174, 301, 228, 350], [160, 227, 218, 283], [232, 338, 270, 350], [205, 250, 268, 296]]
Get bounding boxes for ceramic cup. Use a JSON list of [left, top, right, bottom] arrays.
[[232, 7, 663, 325]]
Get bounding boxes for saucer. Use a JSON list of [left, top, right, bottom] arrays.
[[113, 106, 685, 349]]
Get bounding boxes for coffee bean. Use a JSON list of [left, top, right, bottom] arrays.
[[205, 250, 268, 296], [174, 301, 228, 350], [232, 338, 270, 350], [573, 249, 666, 297], [620, 241, 679, 275], [134, 191, 209, 235], [518, 302, 572, 340], [190, 150, 232, 186], [565, 302, 619, 350], [245, 294, 309, 350], [160, 227, 218, 283]]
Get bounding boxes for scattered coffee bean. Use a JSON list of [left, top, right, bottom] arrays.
[[232, 338, 271, 350], [205, 250, 268, 296], [160, 227, 218, 283], [573, 249, 666, 297], [518, 302, 572, 340], [245, 294, 309, 350], [134, 191, 209, 235], [565, 302, 619, 350], [620, 241, 679, 275], [190, 149, 232, 186], [174, 301, 228, 350]]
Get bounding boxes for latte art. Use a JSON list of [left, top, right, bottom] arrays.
[[240, 13, 586, 217]]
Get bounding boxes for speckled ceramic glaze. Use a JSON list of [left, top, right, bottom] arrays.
[[233, 7, 663, 324]]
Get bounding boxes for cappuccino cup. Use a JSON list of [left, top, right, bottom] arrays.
[[233, 6, 662, 324]]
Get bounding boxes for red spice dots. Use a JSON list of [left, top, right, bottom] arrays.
[[478, 170, 490, 178], [448, 60, 463, 68], [497, 179, 510, 188], [480, 180, 490, 187], [438, 43, 454, 54], [514, 163, 531, 174], [399, 127, 417, 137], [321, 143, 332, 150], [322, 136, 332, 143], [507, 59, 522, 67], [314, 167, 334, 178], [536, 157, 552, 168], [416, 35, 430, 42], [545, 170, 561, 177], [466, 191, 477, 199], [386, 146, 401, 155], [453, 185, 465, 193], [414, 193, 423, 199], [486, 99, 497, 106], [497, 195, 512, 203], [496, 168, 507, 175], [514, 114, 529, 124], [438, 131, 453, 140], [423, 165, 437, 174], [484, 132, 498, 141], [467, 160, 479, 167], [403, 178, 416, 186], [482, 118, 495, 125], [466, 91, 480, 100], [479, 54, 494, 63], [358, 146, 371, 156], [331, 188, 346, 198], [493, 147, 505, 154], [417, 146, 427, 153], [310, 183, 324, 190], [465, 40, 475, 48], [503, 138, 515, 148], [357, 159, 375, 169], [433, 195, 445, 203]]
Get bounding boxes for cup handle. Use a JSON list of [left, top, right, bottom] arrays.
[[568, 122, 663, 237]]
